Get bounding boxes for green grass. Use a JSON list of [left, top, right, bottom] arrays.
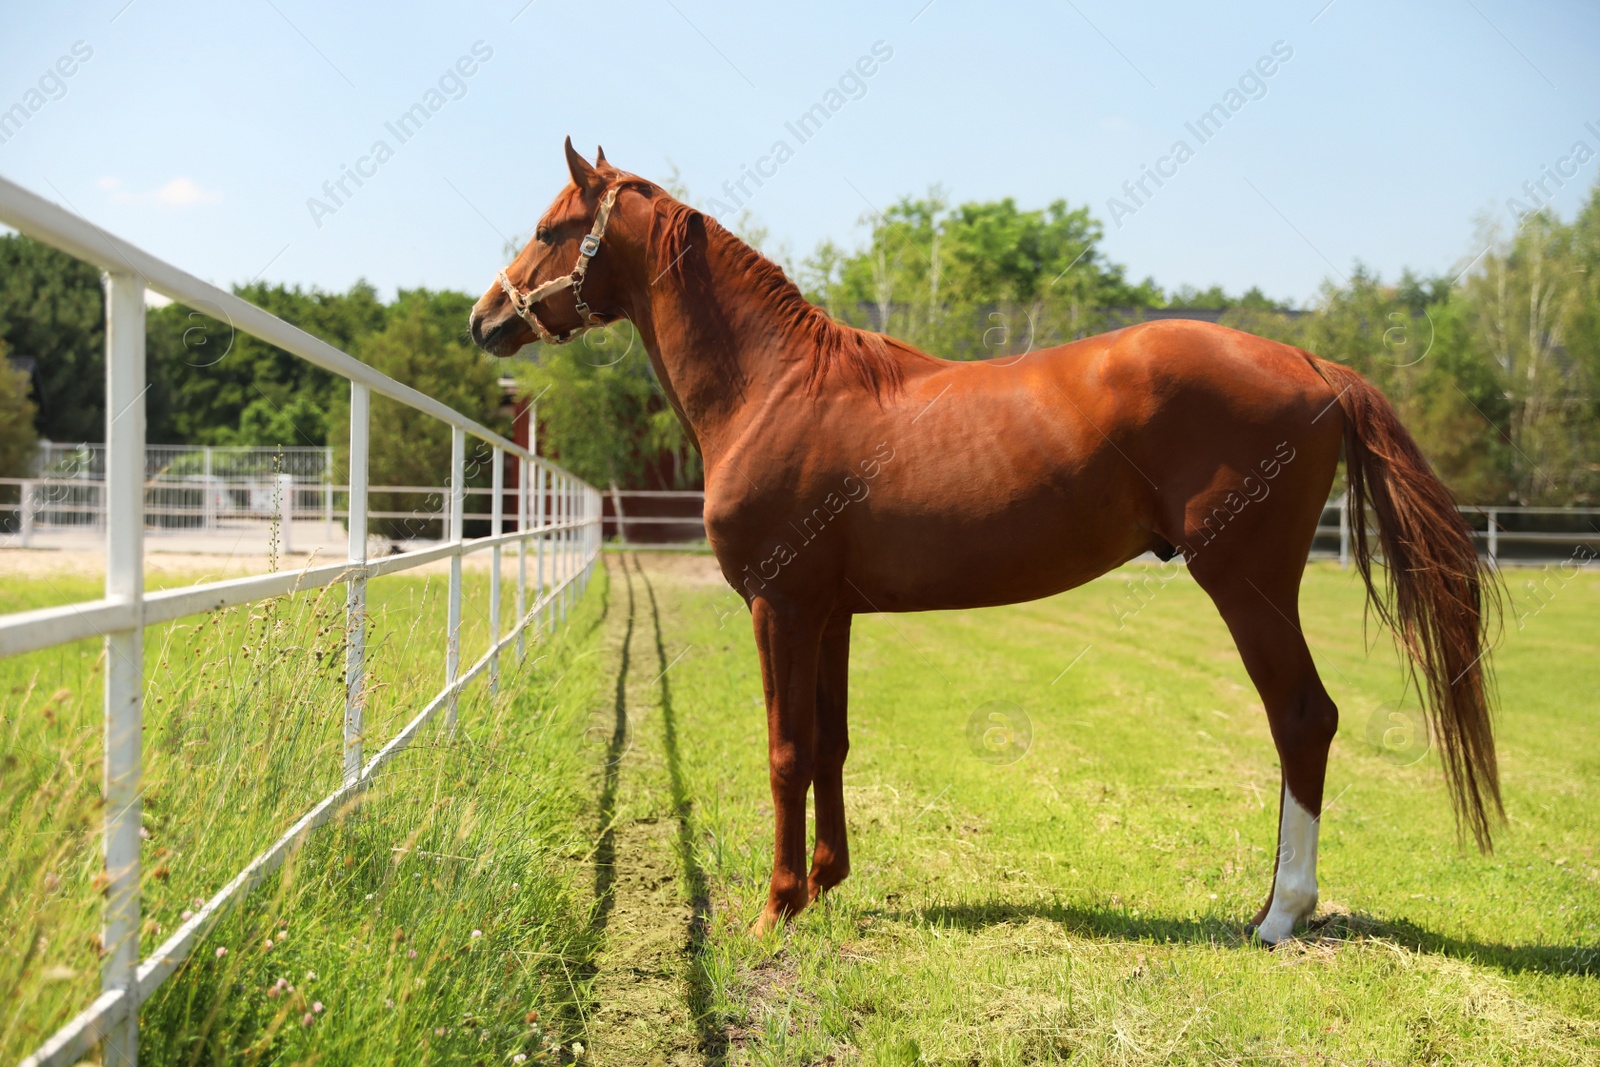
[[2, 559, 612, 1065], [650, 559, 1600, 1064], [3, 553, 1597, 1064]]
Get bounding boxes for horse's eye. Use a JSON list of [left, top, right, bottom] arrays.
[[535, 226, 550, 243]]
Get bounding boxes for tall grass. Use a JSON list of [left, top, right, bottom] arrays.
[[2, 561, 610, 1065]]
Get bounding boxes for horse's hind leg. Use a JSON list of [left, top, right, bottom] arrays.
[[1192, 561, 1339, 945], [808, 613, 853, 902]]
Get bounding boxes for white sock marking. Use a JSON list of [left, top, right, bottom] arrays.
[[1256, 783, 1319, 944]]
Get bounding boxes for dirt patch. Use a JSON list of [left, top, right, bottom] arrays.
[[586, 817, 703, 1065], [581, 554, 710, 1066], [621, 550, 727, 589]]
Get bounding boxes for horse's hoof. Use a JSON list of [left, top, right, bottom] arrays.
[[1248, 921, 1299, 953], [806, 877, 840, 905], [1245, 923, 1280, 949], [748, 907, 787, 937]]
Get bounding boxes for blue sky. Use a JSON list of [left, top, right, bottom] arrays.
[[1, 0, 1596, 308]]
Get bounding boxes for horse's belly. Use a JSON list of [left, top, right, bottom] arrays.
[[843, 502, 1145, 612]]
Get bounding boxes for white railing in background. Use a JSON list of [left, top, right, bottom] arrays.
[[1, 475, 537, 554], [0, 173, 603, 1067], [12, 443, 337, 539], [1315, 496, 1600, 568], [602, 488, 707, 546]]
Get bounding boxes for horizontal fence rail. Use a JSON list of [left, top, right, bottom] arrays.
[[602, 488, 707, 546], [1313, 497, 1600, 568], [596, 491, 1600, 567], [1, 477, 561, 552], [0, 172, 603, 1067]]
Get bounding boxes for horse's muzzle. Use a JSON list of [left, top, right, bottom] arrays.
[[468, 307, 518, 356]]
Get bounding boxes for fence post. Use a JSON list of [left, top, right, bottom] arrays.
[[344, 383, 369, 787], [516, 456, 528, 660], [446, 426, 465, 736], [610, 482, 627, 547], [203, 445, 214, 531], [1487, 508, 1499, 567], [581, 487, 591, 593], [554, 473, 564, 623], [560, 474, 570, 623], [323, 445, 334, 545], [19, 480, 34, 547], [538, 464, 549, 633], [489, 445, 503, 696], [569, 478, 577, 614], [102, 270, 145, 1067], [274, 473, 294, 557], [1338, 493, 1350, 570], [584, 487, 594, 591]]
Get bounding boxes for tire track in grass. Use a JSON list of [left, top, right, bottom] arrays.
[[584, 555, 719, 1065]]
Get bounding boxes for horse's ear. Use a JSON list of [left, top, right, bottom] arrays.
[[595, 145, 608, 167], [564, 136, 598, 193]]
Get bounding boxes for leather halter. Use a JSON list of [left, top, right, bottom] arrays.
[[496, 185, 620, 345]]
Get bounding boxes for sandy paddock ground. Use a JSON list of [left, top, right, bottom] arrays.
[[0, 545, 727, 590]]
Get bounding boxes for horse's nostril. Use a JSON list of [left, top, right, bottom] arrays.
[[468, 311, 494, 348]]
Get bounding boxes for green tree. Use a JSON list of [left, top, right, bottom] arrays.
[[146, 281, 386, 446], [210, 394, 329, 448], [0, 234, 103, 442], [330, 292, 505, 539], [802, 192, 1161, 361], [1461, 211, 1594, 504], [0, 338, 40, 476], [512, 324, 700, 491]]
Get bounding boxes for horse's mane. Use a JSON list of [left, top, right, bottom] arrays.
[[647, 195, 921, 400]]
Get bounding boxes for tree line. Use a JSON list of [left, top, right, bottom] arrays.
[[2, 176, 1597, 506]]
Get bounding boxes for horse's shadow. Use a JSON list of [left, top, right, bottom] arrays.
[[890, 900, 1597, 977]]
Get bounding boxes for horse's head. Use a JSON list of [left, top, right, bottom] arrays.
[[469, 138, 644, 356]]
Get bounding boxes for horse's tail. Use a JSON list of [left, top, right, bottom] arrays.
[[1310, 357, 1504, 851]]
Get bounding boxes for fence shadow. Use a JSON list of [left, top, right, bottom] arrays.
[[635, 556, 727, 1066], [586, 556, 633, 944], [897, 899, 1597, 976]]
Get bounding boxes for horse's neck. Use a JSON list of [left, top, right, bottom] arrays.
[[631, 237, 799, 457]]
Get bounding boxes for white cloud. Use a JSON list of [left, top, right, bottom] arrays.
[[101, 176, 222, 207], [153, 177, 222, 206]]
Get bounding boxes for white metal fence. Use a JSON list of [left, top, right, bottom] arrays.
[[1314, 497, 1600, 568], [2, 441, 539, 556], [0, 173, 602, 1067], [20, 442, 334, 530]]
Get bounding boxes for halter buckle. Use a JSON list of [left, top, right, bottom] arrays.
[[579, 234, 601, 258]]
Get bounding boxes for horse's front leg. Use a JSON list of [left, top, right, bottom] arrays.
[[748, 595, 826, 935]]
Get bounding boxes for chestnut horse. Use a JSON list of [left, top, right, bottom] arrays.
[[469, 141, 1501, 945]]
